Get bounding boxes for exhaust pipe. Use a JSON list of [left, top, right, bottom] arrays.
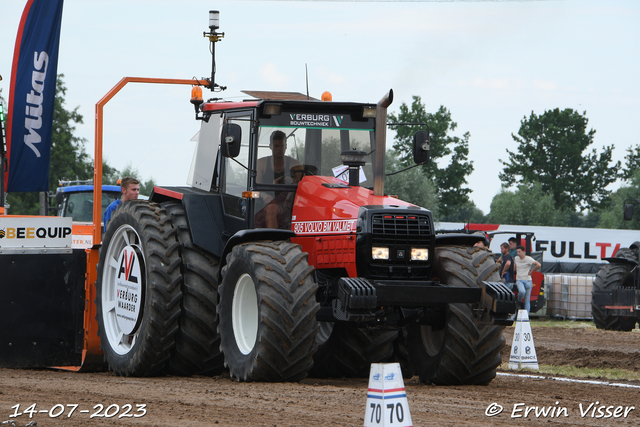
[[373, 89, 393, 197]]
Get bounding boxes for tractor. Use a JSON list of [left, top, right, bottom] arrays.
[[591, 200, 640, 330], [93, 11, 516, 384], [1, 10, 516, 385]]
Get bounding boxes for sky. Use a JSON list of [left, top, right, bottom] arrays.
[[1, 0, 638, 214]]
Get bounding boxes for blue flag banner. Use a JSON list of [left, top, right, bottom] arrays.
[[5, 0, 64, 192]]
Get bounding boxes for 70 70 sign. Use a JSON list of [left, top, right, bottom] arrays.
[[369, 402, 405, 425]]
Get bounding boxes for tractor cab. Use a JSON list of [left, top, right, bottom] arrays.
[[54, 180, 121, 222]]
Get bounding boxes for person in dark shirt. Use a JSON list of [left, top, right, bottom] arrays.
[[500, 242, 515, 286], [102, 177, 140, 232]]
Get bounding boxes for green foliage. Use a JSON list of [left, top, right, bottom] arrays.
[[388, 98, 473, 217], [385, 149, 440, 220], [566, 210, 601, 228], [439, 199, 485, 223], [597, 171, 640, 230], [120, 163, 156, 196], [487, 182, 568, 226], [623, 144, 640, 181], [499, 108, 620, 212]]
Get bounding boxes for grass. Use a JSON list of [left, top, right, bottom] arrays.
[[499, 362, 640, 382]]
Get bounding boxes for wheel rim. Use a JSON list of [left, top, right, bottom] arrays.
[[101, 224, 146, 356], [316, 322, 334, 345], [420, 325, 445, 357], [232, 273, 259, 355]]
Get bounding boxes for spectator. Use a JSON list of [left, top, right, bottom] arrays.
[[473, 238, 489, 249], [499, 242, 515, 288], [508, 237, 518, 258], [102, 177, 140, 232], [514, 244, 541, 313]]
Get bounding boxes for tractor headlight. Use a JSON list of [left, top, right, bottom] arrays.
[[372, 247, 389, 260], [411, 248, 428, 261]]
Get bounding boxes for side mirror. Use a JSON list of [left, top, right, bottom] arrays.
[[55, 190, 64, 205], [624, 203, 634, 221], [220, 123, 242, 158], [413, 130, 430, 165]]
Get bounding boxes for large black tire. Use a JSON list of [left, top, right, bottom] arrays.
[[162, 202, 224, 376], [218, 241, 319, 381], [95, 200, 182, 376], [405, 245, 506, 385], [592, 250, 637, 331], [309, 323, 397, 378]]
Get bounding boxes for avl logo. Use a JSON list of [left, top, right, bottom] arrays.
[[118, 249, 139, 283]]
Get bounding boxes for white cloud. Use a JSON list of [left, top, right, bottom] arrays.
[[471, 77, 510, 90], [533, 79, 559, 91], [259, 62, 289, 88]]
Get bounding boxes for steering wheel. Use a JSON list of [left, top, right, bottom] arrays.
[[290, 165, 317, 180], [302, 165, 317, 176]]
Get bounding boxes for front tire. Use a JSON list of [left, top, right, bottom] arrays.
[[218, 241, 319, 381], [95, 200, 182, 376], [592, 256, 636, 331], [406, 245, 506, 385]]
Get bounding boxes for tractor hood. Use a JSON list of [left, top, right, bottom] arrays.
[[290, 175, 417, 235]]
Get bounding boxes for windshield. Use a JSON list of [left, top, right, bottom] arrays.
[[255, 127, 374, 186], [63, 191, 120, 222]]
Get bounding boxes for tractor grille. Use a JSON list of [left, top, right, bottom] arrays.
[[371, 213, 432, 245]]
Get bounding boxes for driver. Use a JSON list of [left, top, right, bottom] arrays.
[[255, 130, 303, 228], [256, 130, 302, 186]]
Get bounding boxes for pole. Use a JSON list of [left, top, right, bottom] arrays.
[[373, 89, 393, 197], [0, 102, 6, 214]]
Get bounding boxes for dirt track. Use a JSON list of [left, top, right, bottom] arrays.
[[1, 325, 639, 427]]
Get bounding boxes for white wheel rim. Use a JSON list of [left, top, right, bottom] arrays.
[[232, 273, 259, 355], [101, 224, 145, 356], [316, 322, 334, 345]]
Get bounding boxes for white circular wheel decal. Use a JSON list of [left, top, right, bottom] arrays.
[[232, 273, 259, 355], [114, 245, 144, 335]]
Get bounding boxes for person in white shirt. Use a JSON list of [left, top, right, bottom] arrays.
[[514, 245, 541, 313]]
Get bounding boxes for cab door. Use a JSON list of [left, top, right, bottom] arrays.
[[219, 111, 254, 239]]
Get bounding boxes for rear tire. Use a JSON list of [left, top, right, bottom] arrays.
[[592, 258, 636, 331], [95, 200, 182, 376], [309, 323, 397, 378], [406, 245, 506, 385], [218, 241, 319, 381], [163, 202, 224, 376]]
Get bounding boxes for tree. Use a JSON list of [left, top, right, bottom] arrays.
[[622, 144, 640, 181], [499, 108, 620, 212], [120, 163, 156, 196], [598, 171, 640, 230], [487, 182, 568, 226], [385, 149, 440, 220], [439, 199, 485, 223], [388, 98, 473, 217], [4, 75, 119, 215]]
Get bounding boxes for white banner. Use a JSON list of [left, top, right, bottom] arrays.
[[437, 222, 640, 264], [0, 216, 72, 249]]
